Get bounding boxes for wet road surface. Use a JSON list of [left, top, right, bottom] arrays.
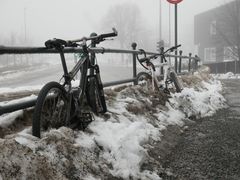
[[0, 63, 134, 88]]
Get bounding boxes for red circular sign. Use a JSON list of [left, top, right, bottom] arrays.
[[167, 0, 183, 4]]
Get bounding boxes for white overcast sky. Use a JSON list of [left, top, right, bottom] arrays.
[[0, 0, 228, 52]]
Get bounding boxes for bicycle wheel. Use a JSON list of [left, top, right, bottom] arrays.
[[87, 76, 107, 114], [169, 72, 182, 93], [32, 81, 68, 138], [136, 72, 159, 91]]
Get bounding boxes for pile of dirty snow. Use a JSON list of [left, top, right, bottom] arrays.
[[0, 67, 226, 180]]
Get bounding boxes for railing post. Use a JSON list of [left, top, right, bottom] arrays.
[[188, 53, 192, 72], [160, 47, 164, 75], [132, 42, 137, 85], [194, 55, 199, 70], [179, 50, 182, 73]]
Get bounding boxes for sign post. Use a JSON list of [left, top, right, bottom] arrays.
[[166, 0, 183, 72]]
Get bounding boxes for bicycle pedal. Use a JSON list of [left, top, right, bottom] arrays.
[[77, 112, 94, 130], [163, 88, 170, 95], [77, 112, 94, 123]]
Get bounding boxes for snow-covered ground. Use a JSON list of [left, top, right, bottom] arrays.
[[212, 72, 240, 79], [0, 66, 227, 179]]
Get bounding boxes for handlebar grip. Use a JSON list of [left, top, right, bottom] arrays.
[[100, 28, 118, 39], [175, 44, 181, 48], [170, 44, 181, 51]]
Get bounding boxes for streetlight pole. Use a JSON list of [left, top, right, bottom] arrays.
[[174, 4, 178, 72], [159, 0, 162, 41], [24, 7, 27, 44], [169, 3, 171, 47], [166, 0, 182, 71]]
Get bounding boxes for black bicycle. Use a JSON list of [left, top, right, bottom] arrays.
[[32, 28, 118, 138]]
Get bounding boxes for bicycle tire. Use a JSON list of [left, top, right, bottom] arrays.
[[136, 72, 159, 91], [87, 76, 107, 114], [169, 72, 182, 93], [32, 81, 68, 138]]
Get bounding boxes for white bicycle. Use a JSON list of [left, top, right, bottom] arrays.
[[136, 45, 183, 94]]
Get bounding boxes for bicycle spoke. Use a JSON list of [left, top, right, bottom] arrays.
[[38, 87, 68, 130]]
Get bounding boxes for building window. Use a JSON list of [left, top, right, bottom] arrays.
[[210, 20, 217, 35], [224, 46, 235, 62], [204, 47, 216, 62]]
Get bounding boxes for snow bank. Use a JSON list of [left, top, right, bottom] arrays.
[[212, 72, 240, 79], [0, 66, 226, 180], [0, 110, 23, 128], [171, 80, 226, 118], [0, 86, 42, 94]]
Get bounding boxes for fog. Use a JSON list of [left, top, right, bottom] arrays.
[[0, 0, 226, 52]]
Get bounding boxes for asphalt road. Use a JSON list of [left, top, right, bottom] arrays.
[[161, 79, 240, 180], [0, 63, 135, 88]]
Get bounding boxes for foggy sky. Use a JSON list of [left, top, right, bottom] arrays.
[[0, 0, 229, 53]]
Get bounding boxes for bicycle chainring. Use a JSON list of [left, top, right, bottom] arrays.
[[69, 112, 94, 130]]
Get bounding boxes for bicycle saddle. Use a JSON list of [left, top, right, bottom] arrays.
[[45, 38, 67, 49]]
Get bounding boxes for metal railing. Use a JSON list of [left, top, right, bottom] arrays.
[[0, 43, 200, 115]]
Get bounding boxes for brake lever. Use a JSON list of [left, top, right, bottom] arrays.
[[112, 27, 118, 35]]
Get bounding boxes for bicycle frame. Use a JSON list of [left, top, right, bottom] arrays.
[[144, 59, 170, 91], [57, 47, 93, 122]]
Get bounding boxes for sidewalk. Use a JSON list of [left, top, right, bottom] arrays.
[[161, 79, 240, 179]]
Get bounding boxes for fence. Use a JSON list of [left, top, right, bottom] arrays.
[[204, 61, 240, 74], [0, 43, 200, 115]]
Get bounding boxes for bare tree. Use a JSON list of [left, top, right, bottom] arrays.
[[214, 0, 240, 71], [101, 3, 146, 64]]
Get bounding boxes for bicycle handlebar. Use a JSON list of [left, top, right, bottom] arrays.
[[137, 44, 181, 64], [167, 44, 181, 53], [45, 28, 118, 49], [99, 28, 118, 39], [70, 28, 118, 43]]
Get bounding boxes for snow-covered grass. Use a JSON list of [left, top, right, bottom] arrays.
[[0, 67, 227, 179]]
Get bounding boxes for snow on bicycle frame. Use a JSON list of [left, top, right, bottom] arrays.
[[136, 45, 183, 93]]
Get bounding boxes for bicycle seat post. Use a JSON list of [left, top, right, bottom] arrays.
[[59, 49, 70, 84], [90, 32, 97, 76]]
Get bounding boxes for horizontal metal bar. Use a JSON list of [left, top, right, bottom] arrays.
[[0, 46, 156, 56], [165, 54, 200, 61], [0, 78, 136, 115], [0, 98, 37, 115], [103, 78, 135, 87], [0, 46, 200, 62]]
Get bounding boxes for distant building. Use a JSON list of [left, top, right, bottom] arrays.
[[194, 1, 240, 73]]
